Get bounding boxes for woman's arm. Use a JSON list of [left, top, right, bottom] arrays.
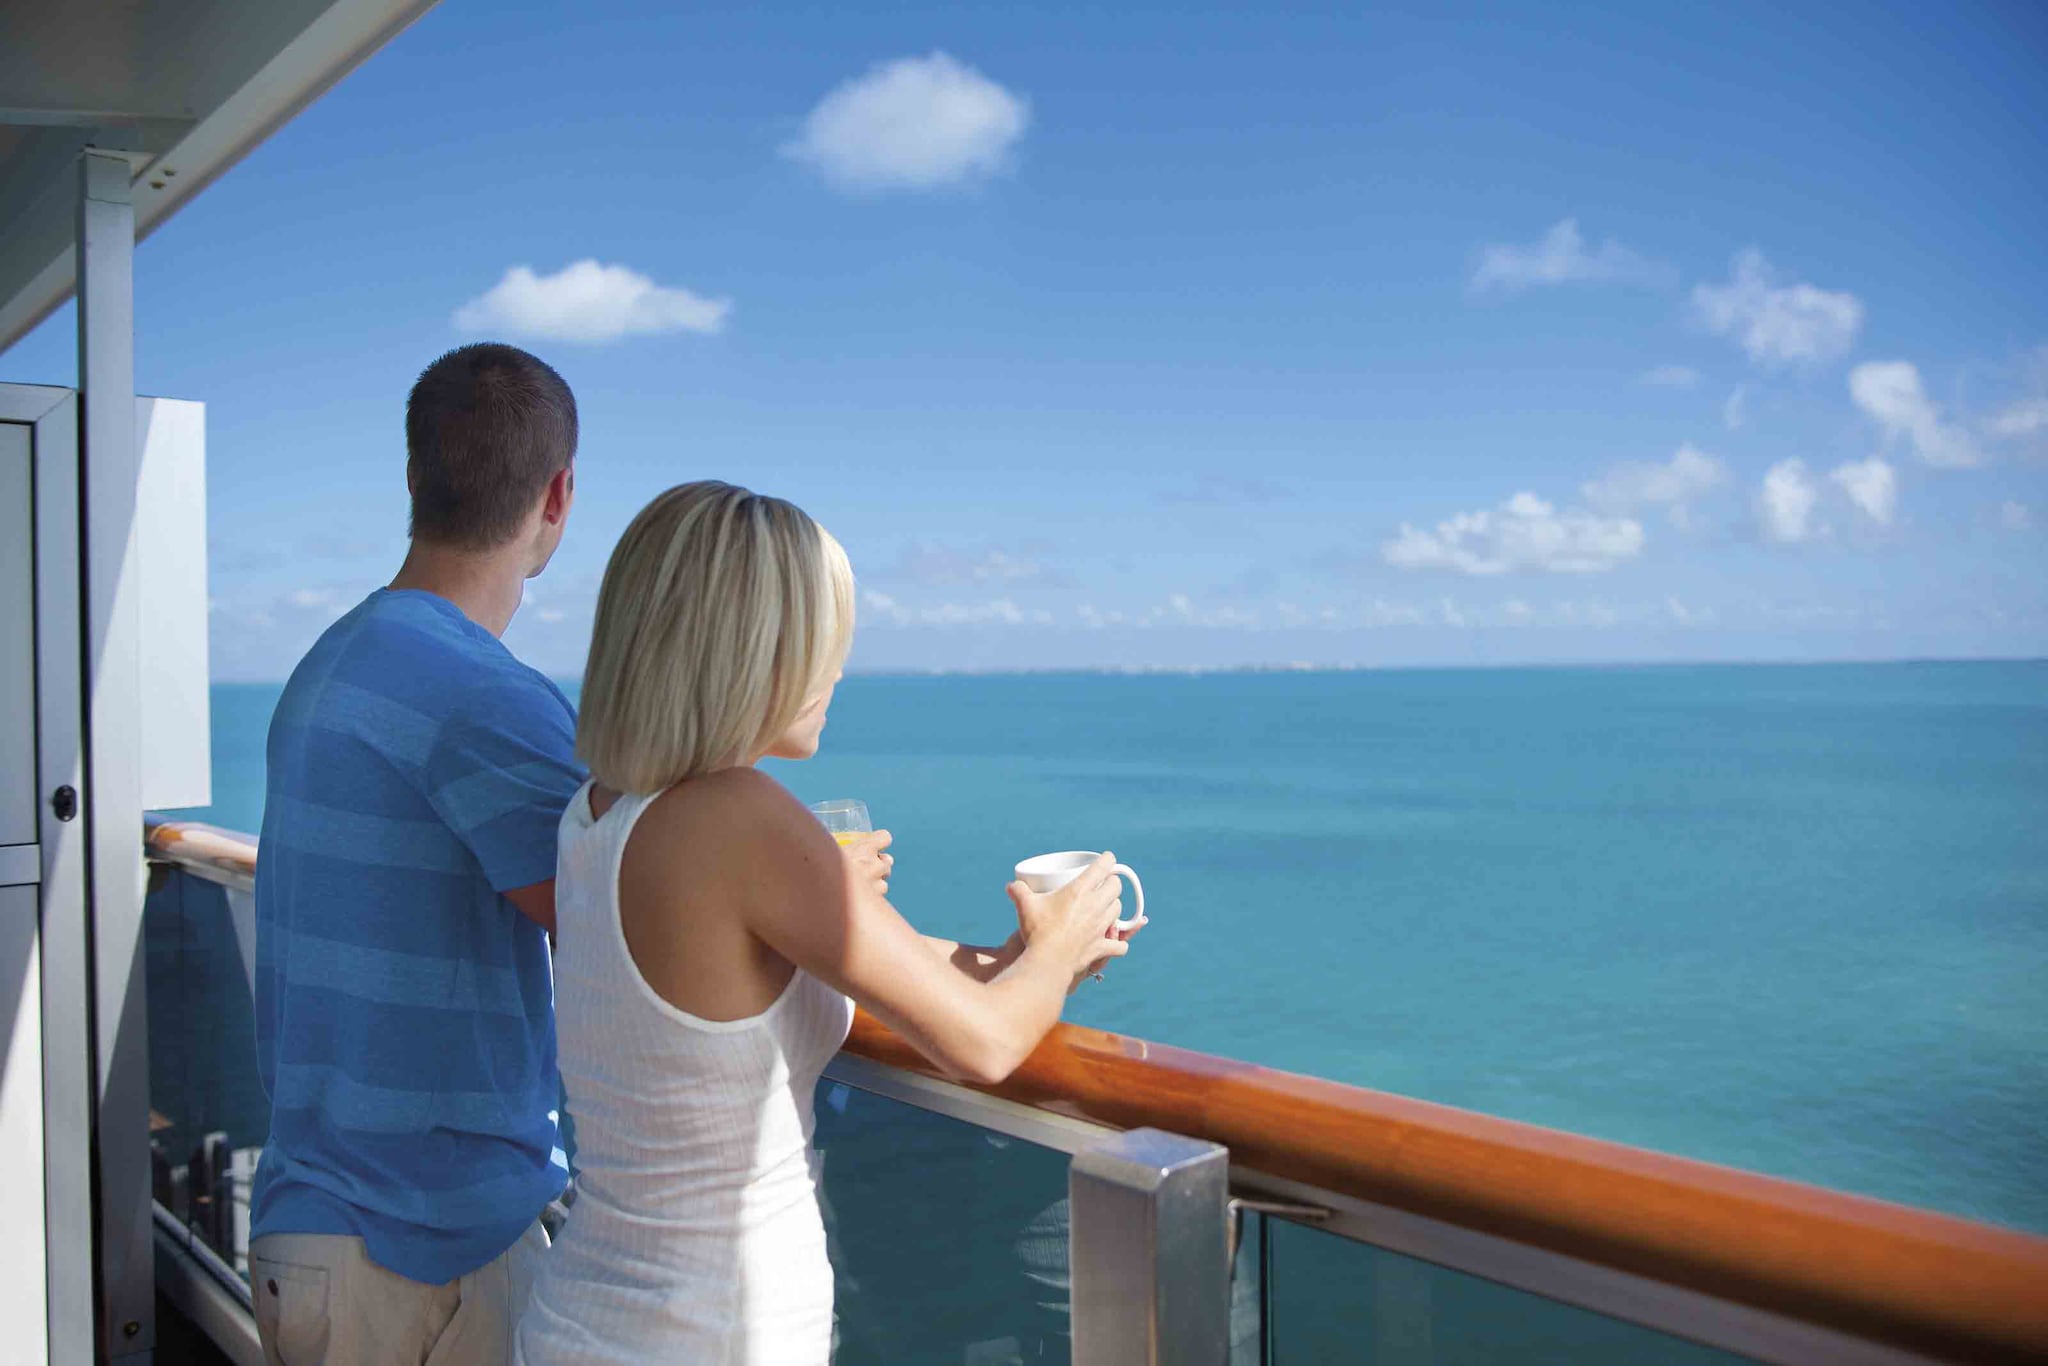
[[707, 771, 1127, 1084], [835, 828, 1041, 984], [927, 933, 1024, 983], [836, 830, 1122, 986], [840, 830, 1134, 988]]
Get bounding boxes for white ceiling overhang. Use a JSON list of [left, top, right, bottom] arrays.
[[0, 0, 439, 353]]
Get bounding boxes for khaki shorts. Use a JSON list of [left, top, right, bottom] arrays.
[[250, 1222, 548, 1366]]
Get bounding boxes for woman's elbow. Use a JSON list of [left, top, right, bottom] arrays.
[[943, 1032, 1028, 1087]]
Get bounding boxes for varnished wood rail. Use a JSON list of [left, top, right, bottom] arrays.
[[146, 817, 258, 886], [146, 818, 2048, 1363], [841, 1009, 2048, 1364]]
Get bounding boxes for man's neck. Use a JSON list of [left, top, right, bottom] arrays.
[[388, 540, 530, 638]]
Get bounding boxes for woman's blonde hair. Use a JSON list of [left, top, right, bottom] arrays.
[[577, 481, 855, 792]]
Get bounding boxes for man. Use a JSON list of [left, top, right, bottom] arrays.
[[249, 343, 584, 1365]]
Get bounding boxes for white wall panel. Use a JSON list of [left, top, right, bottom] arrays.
[[0, 424, 34, 846], [0, 886, 49, 1365], [137, 396, 211, 811]]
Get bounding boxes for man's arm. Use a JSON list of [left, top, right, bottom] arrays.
[[505, 879, 559, 937], [424, 677, 585, 931]]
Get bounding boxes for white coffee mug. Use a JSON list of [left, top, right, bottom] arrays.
[[1013, 851, 1144, 934]]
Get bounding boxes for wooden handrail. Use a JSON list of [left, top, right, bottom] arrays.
[[144, 819, 2048, 1362], [146, 817, 258, 884], [843, 1010, 2048, 1363]]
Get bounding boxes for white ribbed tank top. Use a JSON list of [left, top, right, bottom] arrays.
[[518, 783, 854, 1366]]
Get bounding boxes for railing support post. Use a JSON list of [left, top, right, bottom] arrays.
[[78, 143, 156, 1363], [1069, 1127, 1231, 1366]]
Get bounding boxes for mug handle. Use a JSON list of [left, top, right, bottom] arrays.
[[1111, 863, 1144, 933]]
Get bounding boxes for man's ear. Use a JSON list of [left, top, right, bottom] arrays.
[[543, 463, 574, 526]]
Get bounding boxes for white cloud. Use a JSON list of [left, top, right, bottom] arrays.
[[1723, 384, 1748, 431], [1439, 597, 1639, 629], [1361, 599, 1430, 627], [1582, 444, 1726, 525], [1829, 457, 1898, 527], [1848, 361, 1979, 468], [1665, 596, 1715, 626], [1136, 594, 1262, 629], [860, 589, 1052, 627], [1469, 219, 1660, 294], [1757, 459, 1821, 544], [1983, 346, 2048, 448], [1553, 600, 1622, 628], [1988, 399, 2048, 440], [454, 260, 730, 343], [783, 52, 1028, 191], [1639, 365, 1700, 389], [879, 544, 1052, 587], [1382, 492, 1645, 575], [1692, 249, 1863, 366], [2001, 500, 2032, 532], [1759, 600, 1869, 628], [1076, 603, 1125, 629]]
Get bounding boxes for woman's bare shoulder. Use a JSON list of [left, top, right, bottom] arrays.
[[631, 767, 830, 874]]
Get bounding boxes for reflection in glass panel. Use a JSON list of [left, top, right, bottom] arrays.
[[815, 1079, 1269, 1365], [1232, 1211, 1266, 1365], [1265, 1218, 1758, 1366], [814, 1078, 1074, 1365], [145, 865, 269, 1278]]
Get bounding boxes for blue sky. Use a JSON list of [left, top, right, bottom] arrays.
[[5, 0, 2045, 679]]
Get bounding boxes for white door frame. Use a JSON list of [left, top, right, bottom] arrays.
[[2, 381, 95, 1364]]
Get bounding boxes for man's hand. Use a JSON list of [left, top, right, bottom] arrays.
[[840, 829, 894, 900]]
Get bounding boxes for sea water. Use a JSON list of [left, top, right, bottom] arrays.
[[168, 660, 2048, 1235]]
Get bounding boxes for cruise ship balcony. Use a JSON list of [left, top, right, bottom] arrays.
[[8, 4, 2045, 1364], [142, 819, 2048, 1366]]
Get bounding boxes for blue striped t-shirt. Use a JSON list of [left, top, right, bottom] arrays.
[[251, 588, 582, 1284]]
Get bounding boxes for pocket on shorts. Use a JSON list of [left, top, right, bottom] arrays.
[[251, 1254, 331, 1364]]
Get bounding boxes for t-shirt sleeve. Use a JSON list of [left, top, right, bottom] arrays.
[[424, 674, 587, 893]]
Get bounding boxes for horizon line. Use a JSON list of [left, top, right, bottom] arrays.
[[206, 653, 2048, 687]]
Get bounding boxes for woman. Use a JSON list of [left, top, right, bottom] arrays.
[[517, 482, 1136, 1365]]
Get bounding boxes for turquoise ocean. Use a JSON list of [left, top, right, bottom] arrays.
[[167, 660, 2048, 1236]]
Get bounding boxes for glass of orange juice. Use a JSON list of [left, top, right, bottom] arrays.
[[808, 798, 871, 846]]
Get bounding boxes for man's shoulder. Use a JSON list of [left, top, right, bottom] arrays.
[[444, 648, 573, 730], [292, 592, 565, 727]]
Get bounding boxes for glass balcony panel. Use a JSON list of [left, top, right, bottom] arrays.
[[814, 1078, 1076, 1365], [145, 864, 267, 1280], [1264, 1218, 1759, 1365], [815, 1078, 1270, 1365]]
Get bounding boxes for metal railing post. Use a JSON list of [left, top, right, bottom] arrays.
[[78, 143, 157, 1362], [1069, 1127, 1231, 1366]]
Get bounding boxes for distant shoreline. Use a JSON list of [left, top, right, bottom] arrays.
[[204, 654, 2048, 688]]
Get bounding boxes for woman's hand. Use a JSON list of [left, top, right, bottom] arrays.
[[1072, 912, 1147, 991], [1006, 851, 1130, 983], [840, 830, 893, 900]]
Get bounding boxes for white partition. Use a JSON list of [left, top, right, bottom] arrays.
[[0, 423, 33, 847], [137, 396, 211, 811], [0, 886, 49, 1366]]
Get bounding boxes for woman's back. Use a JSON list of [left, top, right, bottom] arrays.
[[518, 783, 853, 1366]]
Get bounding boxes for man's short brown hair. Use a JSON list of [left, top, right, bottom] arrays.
[[406, 343, 578, 549]]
